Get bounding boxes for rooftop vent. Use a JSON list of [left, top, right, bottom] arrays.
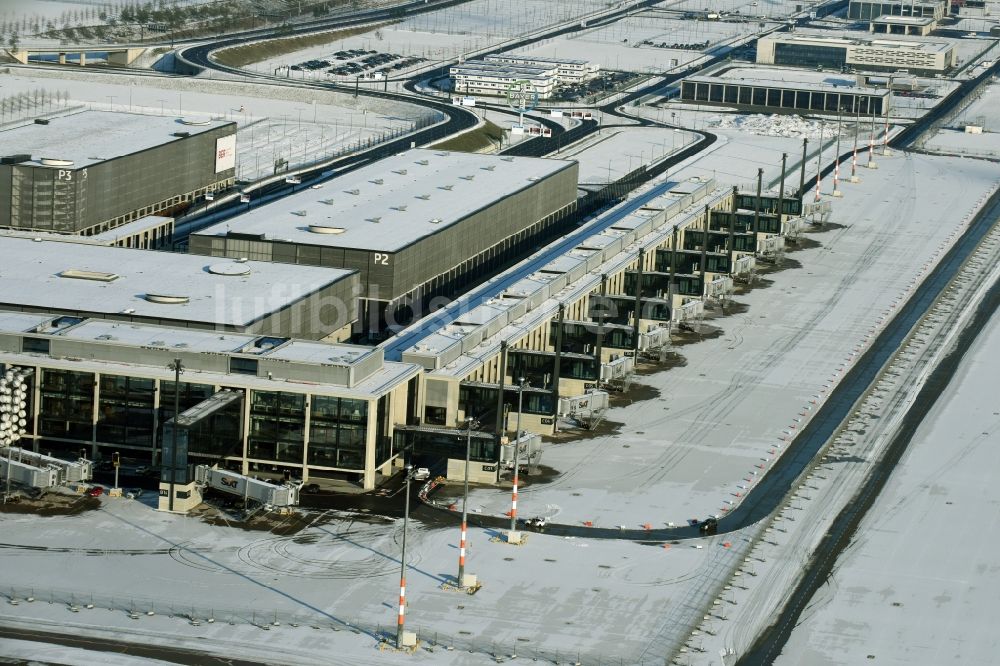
[[459, 174, 475, 181], [415, 194, 430, 200], [40, 158, 73, 167], [370, 178, 384, 185], [96, 334, 116, 341], [391, 204, 407, 212], [34, 118, 50, 125], [290, 210, 307, 217], [172, 131, 191, 138], [429, 218, 443, 224], [392, 169, 408, 175], [180, 118, 211, 126], [143, 294, 190, 305], [0, 155, 31, 165], [208, 263, 252, 276], [528, 176, 540, 181], [415, 159, 429, 166], [345, 189, 360, 195], [439, 184, 453, 191], [481, 165, 496, 171], [501, 157, 514, 162], [320, 198, 336, 205], [59, 269, 119, 282], [307, 225, 346, 234], [367, 217, 382, 224], [435, 151, 450, 156]]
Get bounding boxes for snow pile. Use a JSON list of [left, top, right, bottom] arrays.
[[712, 113, 843, 138]]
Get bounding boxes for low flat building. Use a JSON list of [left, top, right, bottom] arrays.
[[757, 34, 955, 75], [0, 311, 420, 496], [0, 215, 175, 249], [870, 15, 936, 36], [190, 149, 579, 333], [450, 61, 557, 98], [847, 0, 947, 20], [483, 54, 600, 84], [0, 111, 236, 236], [680, 74, 890, 114], [0, 236, 359, 340]]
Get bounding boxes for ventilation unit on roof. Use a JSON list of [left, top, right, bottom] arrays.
[[320, 198, 336, 205], [345, 189, 360, 195], [439, 184, 453, 191], [415, 159, 429, 165], [40, 158, 73, 167], [59, 269, 119, 282], [481, 165, 496, 171], [528, 176, 539, 181], [371, 178, 384, 185], [291, 210, 307, 217], [391, 204, 407, 212], [1, 155, 31, 165], [307, 225, 346, 234], [459, 174, 475, 181], [435, 151, 450, 156], [173, 131, 191, 138], [208, 263, 252, 276], [415, 194, 430, 200], [144, 294, 190, 305], [34, 118, 50, 125], [392, 169, 407, 175], [429, 218, 443, 224], [501, 156, 514, 162], [367, 217, 381, 224]]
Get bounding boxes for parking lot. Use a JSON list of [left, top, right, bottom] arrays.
[[290, 49, 427, 79]]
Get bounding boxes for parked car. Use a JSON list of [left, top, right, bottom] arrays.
[[126, 488, 143, 499], [87, 486, 104, 497], [302, 483, 321, 494], [412, 468, 431, 481]]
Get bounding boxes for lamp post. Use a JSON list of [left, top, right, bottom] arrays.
[[509, 378, 526, 534], [814, 121, 824, 203], [397, 464, 415, 649], [832, 108, 843, 197], [458, 417, 474, 587], [167, 358, 182, 512]]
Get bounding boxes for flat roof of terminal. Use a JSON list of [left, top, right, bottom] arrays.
[[871, 15, 936, 25], [0, 236, 356, 327], [0, 313, 418, 397], [0, 110, 233, 169], [488, 54, 591, 66], [765, 32, 952, 52], [701, 67, 891, 95], [193, 149, 576, 254]]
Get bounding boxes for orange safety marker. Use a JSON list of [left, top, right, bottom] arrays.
[[583, 520, 593, 527]]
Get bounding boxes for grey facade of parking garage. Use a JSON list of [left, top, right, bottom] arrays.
[[0, 121, 236, 236], [189, 162, 579, 312]]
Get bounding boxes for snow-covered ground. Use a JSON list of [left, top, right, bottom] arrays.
[[0, 495, 749, 665], [923, 82, 1000, 158], [0, 69, 438, 181], [511, 12, 757, 73], [461, 151, 999, 530], [250, 0, 614, 73], [558, 125, 701, 185], [772, 241, 1000, 666]]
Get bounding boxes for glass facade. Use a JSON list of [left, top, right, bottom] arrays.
[[97, 375, 155, 448], [39, 369, 94, 441], [159, 381, 241, 461], [681, 81, 883, 116], [249, 391, 306, 464], [307, 395, 368, 469], [773, 43, 848, 69]]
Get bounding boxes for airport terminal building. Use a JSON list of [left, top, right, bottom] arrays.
[[0, 236, 359, 341], [756, 34, 956, 75], [0, 111, 236, 238], [190, 149, 579, 333]]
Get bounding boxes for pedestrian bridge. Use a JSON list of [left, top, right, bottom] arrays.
[[6, 46, 146, 67]]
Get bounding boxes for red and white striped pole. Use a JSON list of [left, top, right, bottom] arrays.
[[509, 379, 526, 535], [814, 121, 824, 203], [396, 467, 413, 649], [458, 417, 473, 586], [396, 576, 406, 644]]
